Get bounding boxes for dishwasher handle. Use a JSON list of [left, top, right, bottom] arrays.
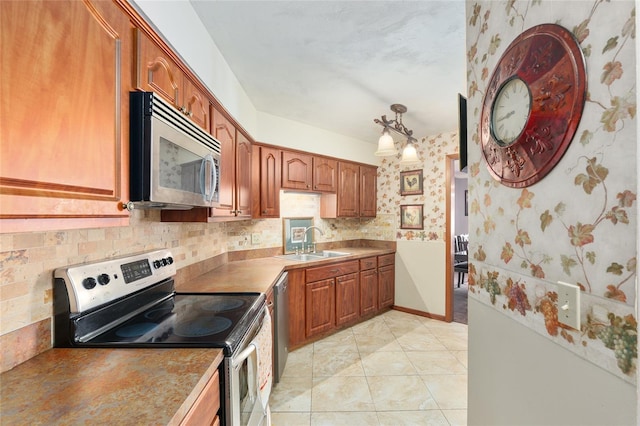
[[274, 272, 288, 293]]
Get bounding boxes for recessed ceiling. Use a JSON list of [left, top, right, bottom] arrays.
[[190, 0, 467, 145]]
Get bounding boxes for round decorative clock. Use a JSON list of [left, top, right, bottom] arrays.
[[480, 23, 587, 188]]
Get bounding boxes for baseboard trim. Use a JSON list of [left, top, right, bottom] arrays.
[[392, 306, 448, 322]]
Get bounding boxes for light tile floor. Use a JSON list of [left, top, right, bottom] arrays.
[[270, 309, 468, 426]]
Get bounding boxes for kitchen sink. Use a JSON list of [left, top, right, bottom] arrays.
[[314, 251, 351, 258], [276, 253, 325, 262], [276, 251, 351, 262]]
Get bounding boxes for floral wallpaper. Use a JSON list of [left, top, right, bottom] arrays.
[[377, 131, 459, 241], [466, 0, 637, 382]]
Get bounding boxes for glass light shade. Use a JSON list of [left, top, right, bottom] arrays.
[[374, 130, 397, 156], [400, 142, 420, 164]]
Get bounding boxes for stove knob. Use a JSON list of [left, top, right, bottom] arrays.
[[153, 260, 162, 269], [166, 256, 174, 265], [98, 274, 110, 286], [161, 258, 168, 266], [82, 277, 97, 290]]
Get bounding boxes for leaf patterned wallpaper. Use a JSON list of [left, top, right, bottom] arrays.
[[466, 0, 637, 383], [377, 131, 459, 241]]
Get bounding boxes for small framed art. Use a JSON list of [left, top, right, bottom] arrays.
[[400, 204, 423, 229], [282, 217, 313, 253], [400, 169, 423, 196]]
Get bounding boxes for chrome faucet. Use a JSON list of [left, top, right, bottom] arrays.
[[302, 226, 324, 253]]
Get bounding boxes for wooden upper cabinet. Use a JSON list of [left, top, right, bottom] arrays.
[[182, 78, 211, 133], [336, 162, 360, 217], [312, 157, 337, 192], [235, 132, 253, 218], [359, 164, 377, 217], [282, 151, 312, 191], [252, 145, 281, 218], [210, 108, 252, 220], [281, 151, 337, 193], [0, 0, 131, 232], [320, 161, 377, 219], [211, 109, 236, 216], [135, 29, 210, 132]]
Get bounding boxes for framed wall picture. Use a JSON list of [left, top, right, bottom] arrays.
[[400, 204, 424, 229], [283, 217, 313, 253], [400, 169, 423, 196]]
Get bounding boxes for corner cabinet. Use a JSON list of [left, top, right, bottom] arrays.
[[0, 0, 132, 232], [320, 162, 377, 218]]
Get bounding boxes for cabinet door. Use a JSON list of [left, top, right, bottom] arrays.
[[235, 132, 252, 218], [211, 109, 236, 217], [336, 162, 359, 217], [335, 273, 359, 327], [180, 370, 220, 426], [360, 165, 378, 217], [182, 78, 210, 132], [360, 268, 378, 317], [306, 279, 335, 338], [378, 264, 395, 309], [252, 145, 281, 218], [1, 0, 130, 231], [136, 29, 181, 108], [313, 158, 337, 192], [282, 151, 312, 190]]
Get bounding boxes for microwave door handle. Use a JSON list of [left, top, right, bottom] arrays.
[[199, 155, 216, 202]]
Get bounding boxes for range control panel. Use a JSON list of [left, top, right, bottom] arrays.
[[54, 249, 176, 314]]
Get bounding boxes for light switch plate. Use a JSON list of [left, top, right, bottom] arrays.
[[557, 281, 580, 330], [251, 233, 262, 245]]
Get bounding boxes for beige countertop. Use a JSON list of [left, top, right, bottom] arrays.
[[176, 247, 395, 293], [0, 348, 223, 425]]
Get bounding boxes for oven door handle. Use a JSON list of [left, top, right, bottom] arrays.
[[232, 342, 257, 369]]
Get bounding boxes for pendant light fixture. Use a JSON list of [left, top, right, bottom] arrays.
[[374, 104, 421, 164]]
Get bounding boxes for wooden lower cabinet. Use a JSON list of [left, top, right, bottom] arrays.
[[360, 267, 378, 317], [180, 369, 220, 426], [290, 254, 395, 348], [378, 254, 395, 309], [305, 278, 335, 337], [335, 273, 359, 326]]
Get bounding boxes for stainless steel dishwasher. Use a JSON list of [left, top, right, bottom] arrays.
[[273, 272, 289, 383]]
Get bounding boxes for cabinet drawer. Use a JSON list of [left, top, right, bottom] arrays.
[[305, 260, 359, 283], [360, 257, 377, 271], [180, 369, 220, 426], [378, 254, 395, 267]]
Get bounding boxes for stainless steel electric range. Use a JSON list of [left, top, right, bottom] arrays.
[[53, 249, 271, 426]]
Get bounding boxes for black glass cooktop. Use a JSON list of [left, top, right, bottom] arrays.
[[86, 292, 264, 355]]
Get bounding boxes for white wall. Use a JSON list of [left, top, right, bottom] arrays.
[[395, 240, 446, 316], [469, 299, 637, 426], [130, 0, 376, 165], [454, 175, 468, 235], [130, 0, 258, 135], [256, 111, 378, 165]]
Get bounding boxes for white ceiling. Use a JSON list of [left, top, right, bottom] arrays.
[[190, 0, 467, 145]]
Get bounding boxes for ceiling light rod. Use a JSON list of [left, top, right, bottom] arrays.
[[374, 104, 417, 143]]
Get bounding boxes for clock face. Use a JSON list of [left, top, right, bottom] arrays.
[[491, 78, 531, 146], [479, 24, 587, 188]]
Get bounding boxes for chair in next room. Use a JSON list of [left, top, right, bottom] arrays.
[[454, 234, 468, 287]]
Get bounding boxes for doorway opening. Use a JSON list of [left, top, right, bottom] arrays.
[[445, 154, 468, 324]]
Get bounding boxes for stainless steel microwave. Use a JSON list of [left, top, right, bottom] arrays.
[[128, 91, 221, 210]]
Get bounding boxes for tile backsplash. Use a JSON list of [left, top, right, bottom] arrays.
[[0, 191, 393, 371]]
